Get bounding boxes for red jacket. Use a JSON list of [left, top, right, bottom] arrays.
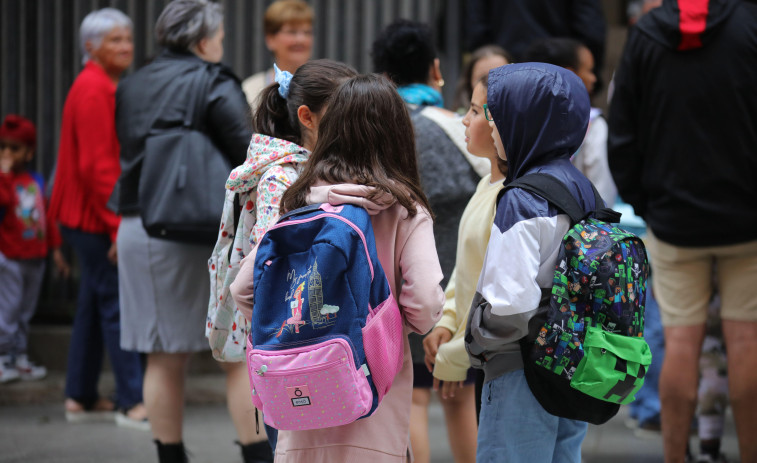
[[49, 61, 121, 242], [0, 171, 61, 259]]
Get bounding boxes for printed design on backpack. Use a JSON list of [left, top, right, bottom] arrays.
[[275, 260, 339, 338], [530, 218, 652, 404], [206, 134, 309, 362], [247, 204, 404, 431]]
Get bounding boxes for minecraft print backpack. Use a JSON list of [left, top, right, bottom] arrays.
[[246, 203, 404, 431], [505, 173, 652, 425]]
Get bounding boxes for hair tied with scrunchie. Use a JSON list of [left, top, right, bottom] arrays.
[[274, 64, 293, 99]]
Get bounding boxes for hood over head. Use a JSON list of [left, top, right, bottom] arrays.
[[226, 133, 309, 193], [637, 0, 740, 51], [487, 62, 590, 183]]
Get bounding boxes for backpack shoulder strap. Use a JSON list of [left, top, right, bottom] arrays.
[[503, 174, 587, 224], [503, 174, 621, 225]]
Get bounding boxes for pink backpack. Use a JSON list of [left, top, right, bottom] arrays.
[[246, 203, 404, 431]]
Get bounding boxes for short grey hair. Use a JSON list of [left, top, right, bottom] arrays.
[[79, 8, 133, 65], [155, 0, 224, 52]]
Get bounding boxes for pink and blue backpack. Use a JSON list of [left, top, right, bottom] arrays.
[[246, 203, 404, 431]]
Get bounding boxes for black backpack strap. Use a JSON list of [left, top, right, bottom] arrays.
[[276, 203, 324, 223], [502, 174, 621, 224], [226, 192, 241, 263]]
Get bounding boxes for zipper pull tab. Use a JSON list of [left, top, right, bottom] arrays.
[[256, 365, 268, 376]]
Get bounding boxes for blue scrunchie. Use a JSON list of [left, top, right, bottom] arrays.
[[274, 64, 293, 99]]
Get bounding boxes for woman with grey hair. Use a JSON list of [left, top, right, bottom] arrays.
[[49, 6, 147, 430], [113, 1, 253, 462]]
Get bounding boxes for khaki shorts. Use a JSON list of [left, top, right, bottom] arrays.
[[645, 228, 757, 326]]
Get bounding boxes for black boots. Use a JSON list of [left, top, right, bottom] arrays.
[[154, 440, 189, 463], [237, 440, 274, 463]]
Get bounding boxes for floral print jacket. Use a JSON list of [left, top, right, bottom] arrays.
[[207, 134, 309, 361]]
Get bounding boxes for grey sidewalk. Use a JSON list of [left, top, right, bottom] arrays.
[[0, 370, 742, 463]]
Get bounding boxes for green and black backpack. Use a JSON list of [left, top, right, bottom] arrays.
[[505, 173, 652, 425]]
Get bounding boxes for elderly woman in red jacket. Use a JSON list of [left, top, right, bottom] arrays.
[[48, 7, 146, 429]]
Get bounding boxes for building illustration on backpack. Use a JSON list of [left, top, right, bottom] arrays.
[[276, 259, 339, 337]]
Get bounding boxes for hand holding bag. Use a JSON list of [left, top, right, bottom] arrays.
[[138, 65, 231, 244]]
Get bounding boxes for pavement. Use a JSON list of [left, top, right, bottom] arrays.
[[0, 327, 743, 462]]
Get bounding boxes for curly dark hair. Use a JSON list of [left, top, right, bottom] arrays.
[[371, 19, 436, 86]]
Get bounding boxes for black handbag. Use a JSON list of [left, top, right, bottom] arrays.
[[138, 65, 231, 244]]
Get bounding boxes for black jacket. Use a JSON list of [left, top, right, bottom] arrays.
[[115, 50, 251, 214], [466, 0, 606, 88], [608, 0, 757, 247]]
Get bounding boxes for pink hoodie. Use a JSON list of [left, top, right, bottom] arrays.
[[230, 183, 444, 462]]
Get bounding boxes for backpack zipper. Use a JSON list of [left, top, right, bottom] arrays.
[[255, 357, 345, 377]]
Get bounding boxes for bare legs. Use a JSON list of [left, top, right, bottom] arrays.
[[410, 388, 431, 463], [439, 384, 477, 463], [144, 352, 191, 443], [722, 320, 757, 462], [219, 361, 267, 445]]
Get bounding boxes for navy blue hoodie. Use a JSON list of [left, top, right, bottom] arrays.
[[465, 63, 598, 382]]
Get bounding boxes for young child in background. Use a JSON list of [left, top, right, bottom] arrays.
[[207, 59, 356, 461], [422, 74, 506, 462], [524, 37, 617, 206], [231, 74, 445, 462], [465, 63, 599, 462], [453, 45, 512, 114], [0, 114, 68, 383]]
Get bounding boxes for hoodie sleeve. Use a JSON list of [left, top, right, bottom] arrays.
[[230, 250, 257, 321], [608, 29, 647, 218], [397, 209, 445, 335], [465, 190, 562, 364]]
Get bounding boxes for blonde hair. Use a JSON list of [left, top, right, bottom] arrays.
[[264, 0, 313, 36]]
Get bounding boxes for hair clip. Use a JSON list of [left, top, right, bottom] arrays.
[[274, 64, 293, 99]]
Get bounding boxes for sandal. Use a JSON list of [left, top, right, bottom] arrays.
[[115, 403, 150, 431], [64, 397, 117, 423]]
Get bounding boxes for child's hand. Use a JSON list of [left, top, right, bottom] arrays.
[[52, 248, 70, 278], [432, 378, 464, 400], [422, 326, 452, 373]]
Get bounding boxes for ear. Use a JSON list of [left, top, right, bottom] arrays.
[[430, 58, 443, 83], [195, 37, 208, 56], [24, 149, 34, 163], [84, 40, 96, 58], [264, 34, 275, 52], [297, 105, 317, 130]]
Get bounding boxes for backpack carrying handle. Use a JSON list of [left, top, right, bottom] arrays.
[[503, 174, 621, 224]]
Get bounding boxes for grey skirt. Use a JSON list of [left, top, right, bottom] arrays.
[[117, 216, 212, 353]]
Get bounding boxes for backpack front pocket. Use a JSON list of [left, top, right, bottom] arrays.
[[570, 326, 652, 405], [247, 337, 373, 431]]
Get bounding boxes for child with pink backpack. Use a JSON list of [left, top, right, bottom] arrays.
[[231, 74, 445, 462]]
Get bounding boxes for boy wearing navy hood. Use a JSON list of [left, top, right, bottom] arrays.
[[465, 63, 598, 462]]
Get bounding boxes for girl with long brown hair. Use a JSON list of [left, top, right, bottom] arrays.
[[232, 74, 445, 462]]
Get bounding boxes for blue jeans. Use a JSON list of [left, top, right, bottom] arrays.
[[61, 227, 144, 410], [477, 369, 588, 463], [265, 423, 277, 452], [629, 283, 664, 426]]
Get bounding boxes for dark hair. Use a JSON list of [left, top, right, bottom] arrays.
[[282, 74, 432, 218], [454, 45, 512, 110], [371, 19, 436, 86], [524, 37, 584, 70], [252, 59, 357, 145]]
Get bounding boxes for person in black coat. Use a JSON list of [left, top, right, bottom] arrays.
[[114, 1, 266, 462], [608, 1, 757, 461]]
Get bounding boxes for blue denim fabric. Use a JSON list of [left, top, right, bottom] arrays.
[[477, 369, 588, 463], [628, 283, 664, 426], [60, 227, 144, 410], [265, 423, 277, 452]]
